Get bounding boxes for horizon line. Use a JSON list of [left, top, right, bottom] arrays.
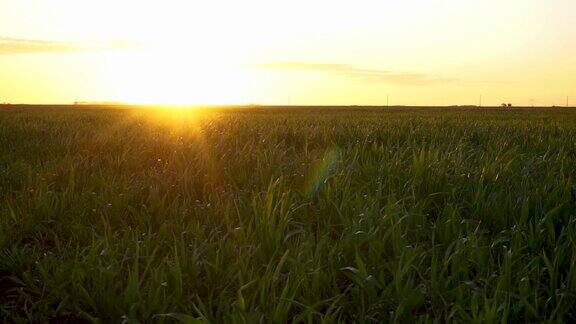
[[0, 103, 574, 109]]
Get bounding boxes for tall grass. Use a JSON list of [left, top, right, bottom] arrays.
[[1, 107, 576, 322]]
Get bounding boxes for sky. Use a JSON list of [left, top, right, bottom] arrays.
[[0, 0, 575, 106]]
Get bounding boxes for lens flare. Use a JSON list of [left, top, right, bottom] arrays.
[[304, 148, 340, 197]]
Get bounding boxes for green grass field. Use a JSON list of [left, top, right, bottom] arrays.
[[1, 106, 576, 322]]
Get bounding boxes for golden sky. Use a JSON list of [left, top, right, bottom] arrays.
[[1, 0, 575, 106]]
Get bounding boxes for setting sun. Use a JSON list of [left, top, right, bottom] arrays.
[[102, 49, 254, 105]]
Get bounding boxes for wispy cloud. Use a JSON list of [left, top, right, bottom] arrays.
[[0, 36, 138, 55], [254, 61, 456, 85]]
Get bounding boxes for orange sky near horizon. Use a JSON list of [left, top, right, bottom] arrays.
[[0, 0, 575, 106]]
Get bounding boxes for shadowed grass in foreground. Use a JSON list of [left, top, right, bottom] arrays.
[[1, 107, 576, 322]]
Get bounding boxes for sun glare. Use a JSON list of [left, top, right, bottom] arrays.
[[102, 47, 254, 105], [92, 0, 262, 106]]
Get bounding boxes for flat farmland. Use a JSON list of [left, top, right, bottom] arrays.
[[1, 106, 576, 322]]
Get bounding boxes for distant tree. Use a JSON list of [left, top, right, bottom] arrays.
[[501, 103, 508, 107], [507, 103, 512, 107]]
